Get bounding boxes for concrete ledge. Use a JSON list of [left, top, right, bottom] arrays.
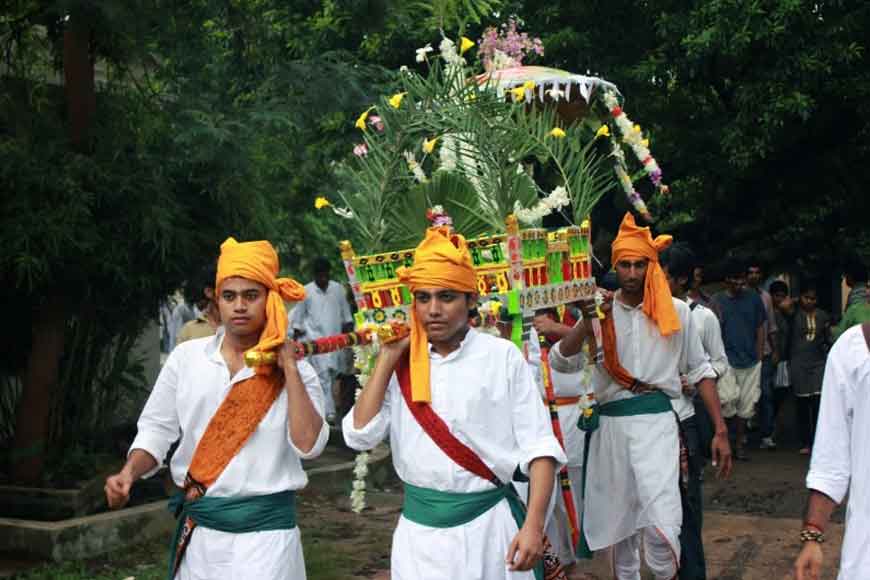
[[0, 444, 392, 562], [0, 500, 174, 561]]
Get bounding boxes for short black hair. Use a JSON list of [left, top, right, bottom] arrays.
[[659, 242, 696, 289], [800, 282, 818, 296], [312, 257, 331, 275], [184, 261, 217, 304], [846, 261, 868, 283], [769, 280, 788, 295], [722, 258, 747, 279]]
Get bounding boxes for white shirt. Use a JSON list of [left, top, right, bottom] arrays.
[[806, 325, 870, 579], [342, 329, 566, 580], [551, 294, 715, 405], [130, 328, 330, 495], [290, 280, 352, 339], [672, 300, 729, 421], [548, 295, 714, 550]]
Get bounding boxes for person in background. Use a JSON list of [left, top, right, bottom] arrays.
[[713, 260, 766, 461], [747, 262, 779, 451], [290, 257, 354, 423], [788, 284, 832, 455], [177, 264, 221, 345], [835, 264, 870, 339], [766, 280, 794, 449]]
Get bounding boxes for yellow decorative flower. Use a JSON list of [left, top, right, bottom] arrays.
[[523, 80, 535, 91], [633, 124, 642, 133], [423, 136, 439, 154], [314, 197, 331, 209], [388, 92, 407, 109], [641, 138, 650, 148], [583, 407, 594, 418], [595, 125, 610, 139], [511, 86, 527, 102], [460, 37, 475, 55], [355, 107, 373, 130], [549, 127, 566, 139]]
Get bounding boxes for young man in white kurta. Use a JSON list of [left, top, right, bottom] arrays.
[[551, 296, 714, 578], [794, 324, 870, 580], [343, 328, 566, 579], [290, 259, 353, 419], [130, 330, 329, 578]]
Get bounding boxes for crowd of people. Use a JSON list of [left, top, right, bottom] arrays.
[[108, 216, 868, 580]]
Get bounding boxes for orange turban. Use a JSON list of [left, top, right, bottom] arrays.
[[397, 226, 477, 402], [215, 237, 306, 371], [610, 213, 680, 336]]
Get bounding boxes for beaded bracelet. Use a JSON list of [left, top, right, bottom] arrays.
[[800, 528, 825, 543]]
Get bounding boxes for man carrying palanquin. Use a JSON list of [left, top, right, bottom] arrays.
[[342, 225, 567, 580], [105, 237, 329, 579], [550, 213, 716, 580]]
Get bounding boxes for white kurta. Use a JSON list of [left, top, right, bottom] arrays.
[[806, 325, 870, 580], [673, 300, 730, 420], [290, 280, 353, 416], [342, 329, 567, 580], [130, 329, 330, 580], [550, 295, 714, 551], [543, 367, 591, 564]]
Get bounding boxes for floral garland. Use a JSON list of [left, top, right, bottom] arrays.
[[349, 336, 380, 513], [599, 90, 669, 221]]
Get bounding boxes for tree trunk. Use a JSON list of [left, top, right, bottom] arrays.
[[63, 19, 95, 149], [10, 300, 66, 484]]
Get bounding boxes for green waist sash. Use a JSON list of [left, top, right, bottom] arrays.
[[402, 482, 543, 580], [599, 389, 672, 417], [577, 390, 673, 560], [167, 490, 296, 578]]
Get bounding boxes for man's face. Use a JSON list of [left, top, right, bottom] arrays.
[[800, 290, 817, 311], [217, 276, 268, 338], [726, 273, 746, 294], [692, 266, 704, 291], [747, 266, 763, 288], [413, 288, 475, 345], [314, 271, 329, 290], [614, 258, 649, 295], [662, 264, 680, 296], [771, 290, 787, 307]]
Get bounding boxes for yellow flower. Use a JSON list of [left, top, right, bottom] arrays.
[[523, 80, 535, 91], [583, 407, 594, 418], [549, 127, 566, 139], [595, 125, 610, 139], [511, 85, 527, 102], [423, 136, 439, 154], [460, 37, 475, 55], [355, 107, 373, 130], [641, 138, 650, 148], [633, 124, 642, 133], [388, 92, 407, 109], [314, 197, 331, 210]]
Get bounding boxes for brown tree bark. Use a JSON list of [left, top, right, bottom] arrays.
[[10, 18, 93, 484], [11, 300, 66, 484]]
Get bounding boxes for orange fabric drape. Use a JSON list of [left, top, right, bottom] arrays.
[[396, 226, 477, 402], [215, 237, 306, 371], [187, 237, 305, 489], [601, 213, 679, 390], [610, 213, 680, 337]]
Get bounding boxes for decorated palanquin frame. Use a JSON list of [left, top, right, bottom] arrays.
[[339, 215, 596, 348]]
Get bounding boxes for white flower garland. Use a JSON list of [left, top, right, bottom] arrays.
[[349, 337, 380, 513]]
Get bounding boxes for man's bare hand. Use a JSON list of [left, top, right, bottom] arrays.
[[533, 314, 561, 336], [105, 471, 134, 510], [794, 541, 823, 580], [711, 432, 733, 479], [277, 339, 301, 370], [379, 335, 410, 364], [506, 522, 545, 571]]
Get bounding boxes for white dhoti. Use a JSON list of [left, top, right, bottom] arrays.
[[585, 412, 682, 579], [179, 527, 305, 579], [391, 501, 534, 580]]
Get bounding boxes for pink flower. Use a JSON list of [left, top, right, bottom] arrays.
[[368, 115, 384, 132], [353, 143, 368, 157], [478, 18, 544, 72]]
